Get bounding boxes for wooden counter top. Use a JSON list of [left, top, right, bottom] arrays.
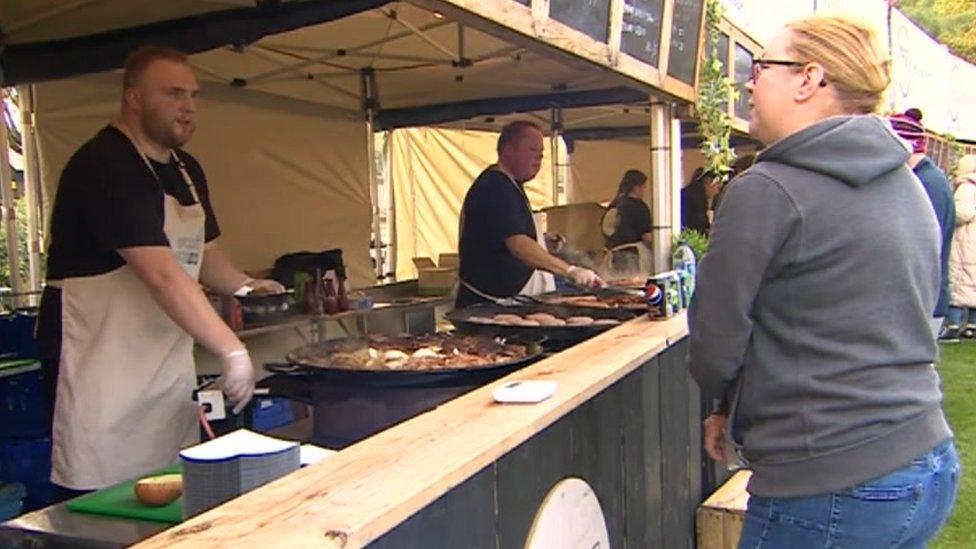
[[136, 314, 689, 549]]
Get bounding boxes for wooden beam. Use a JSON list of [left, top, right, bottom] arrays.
[[135, 315, 690, 549], [657, 0, 676, 82], [413, 0, 696, 104], [608, 0, 625, 66]]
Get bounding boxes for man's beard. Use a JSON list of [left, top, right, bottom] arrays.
[[142, 110, 193, 150]]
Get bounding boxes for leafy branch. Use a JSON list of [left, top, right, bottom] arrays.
[[696, 0, 737, 183]]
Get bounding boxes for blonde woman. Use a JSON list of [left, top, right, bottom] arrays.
[[688, 16, 957, 548], [947, 154, 976, 338]]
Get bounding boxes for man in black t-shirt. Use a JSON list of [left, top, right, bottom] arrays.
[[37, 46, 283, 494], [456, 121, 604, 307]]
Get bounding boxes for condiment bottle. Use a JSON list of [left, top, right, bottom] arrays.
[[337, 267, 350, 312], [322, 274, 340, 315]]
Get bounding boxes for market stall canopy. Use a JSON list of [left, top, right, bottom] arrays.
[[1, 0, 657, 123], [9, 1, 688, 287]]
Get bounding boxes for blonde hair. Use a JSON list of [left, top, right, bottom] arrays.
[[785, 16, 890, 114], [958, 154, 976, 179]]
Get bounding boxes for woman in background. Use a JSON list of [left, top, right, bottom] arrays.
[[947, 154, 976, 338]]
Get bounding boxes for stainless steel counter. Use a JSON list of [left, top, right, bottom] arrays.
[[0, 499, 168, 548]]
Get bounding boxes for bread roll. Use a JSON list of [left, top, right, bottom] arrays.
[[134, 473, 183, 507], [593, 319, 621, 326], [566, 316, 595, 326], [537, 317, 567, 326], [492, 314, 524, 324], [525, 312, 557, 322]]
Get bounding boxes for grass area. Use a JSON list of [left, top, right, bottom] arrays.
[[932, 342, 976, 548]]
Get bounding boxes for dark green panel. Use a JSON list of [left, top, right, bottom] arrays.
[[659, 344, 694, 549], [495, 415, 575, 549], [621, 357, 663, 549], [571, 385, 625, 547], [367, 465, 496, 549]]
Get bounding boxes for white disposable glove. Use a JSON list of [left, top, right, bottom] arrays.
[[219, 348, 255, 414], [566, 266, 606, 289], [235, 278, 286, 296]]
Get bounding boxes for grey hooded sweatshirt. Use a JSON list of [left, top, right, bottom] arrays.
[[688, 116, 952, 498]]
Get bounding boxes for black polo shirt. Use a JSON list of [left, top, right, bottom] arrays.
[[456, 168, 537, 307], [45, 125, 220, 280]]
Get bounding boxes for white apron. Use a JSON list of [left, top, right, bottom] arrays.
[[460, 169, 555, 302], [51, 131, 205, 490]]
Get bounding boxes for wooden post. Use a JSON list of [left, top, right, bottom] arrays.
[[608, 0, 625, 65], [648, 102, 675, 272]]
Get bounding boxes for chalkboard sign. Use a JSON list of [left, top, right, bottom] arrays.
[[733, 43, 753, 120], [621, 0, 665, 66], [550, 0, 611, 43], [667, 0, 705, 85]]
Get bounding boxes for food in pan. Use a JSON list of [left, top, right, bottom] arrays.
[[134, 473, 183, 507], [593, 319, 622, 326], [290, 334, 529, 371], [544, 294, 645, 309], [474, 312, 617, 328], [566, 316, 596, 326], [604, 277, 645, 289]]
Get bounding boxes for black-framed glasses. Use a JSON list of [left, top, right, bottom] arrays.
[[751, 58, 805, 80], [751, 58, 828, 87]]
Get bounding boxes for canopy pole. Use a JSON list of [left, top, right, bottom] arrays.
[[18, 85, 43, 295], [384, 9, 457, 61], [0, 103, 24, 300], [361, 69, 384, 282], [648, 102, 675, 272], [550, 107, 563, 206]]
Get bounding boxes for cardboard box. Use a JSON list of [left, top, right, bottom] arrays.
[[438, 253, 459, 269], [697, 470, 751, 549], [543, 202, 607, 255], [413, 257, 457, 296]]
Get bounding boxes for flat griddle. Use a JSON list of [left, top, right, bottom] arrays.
[[447, 303, 635, 347]]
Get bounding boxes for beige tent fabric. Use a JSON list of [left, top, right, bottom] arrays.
[[566, 139, 652, 204], [391, 127, 555, 280], [32, 69, 375, 288]]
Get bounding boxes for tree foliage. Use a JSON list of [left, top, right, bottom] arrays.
[[696, 0, 737, 183], [897, 0, 976, 63]]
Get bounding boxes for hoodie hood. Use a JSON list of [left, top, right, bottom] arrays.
[[758, 115, 910, 188]]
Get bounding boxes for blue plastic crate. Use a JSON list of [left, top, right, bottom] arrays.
[[0, 482, 25, 521], [0, 364, 49, 439], [0, 438, 53, 511], [0, 313, 38, 360], [251, 397, 295, 432]]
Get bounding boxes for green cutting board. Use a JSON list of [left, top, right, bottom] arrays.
[[66, 466, 182, 523]]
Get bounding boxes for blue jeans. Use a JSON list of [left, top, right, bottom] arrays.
[[946, 306, 976, 327], [739, 440, 959, 548]]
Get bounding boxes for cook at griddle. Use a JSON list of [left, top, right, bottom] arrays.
[[456, 121, 605, 307]]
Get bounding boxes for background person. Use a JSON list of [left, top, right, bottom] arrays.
[[889, 108, 956, 338], [601, 169, 653, 272], [947, 154, 976, 339]]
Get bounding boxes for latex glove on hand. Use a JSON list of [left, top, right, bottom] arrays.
[[219, 348, 255, 414], [566, 266, 606, 289], [235, 278, 286, 297]]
